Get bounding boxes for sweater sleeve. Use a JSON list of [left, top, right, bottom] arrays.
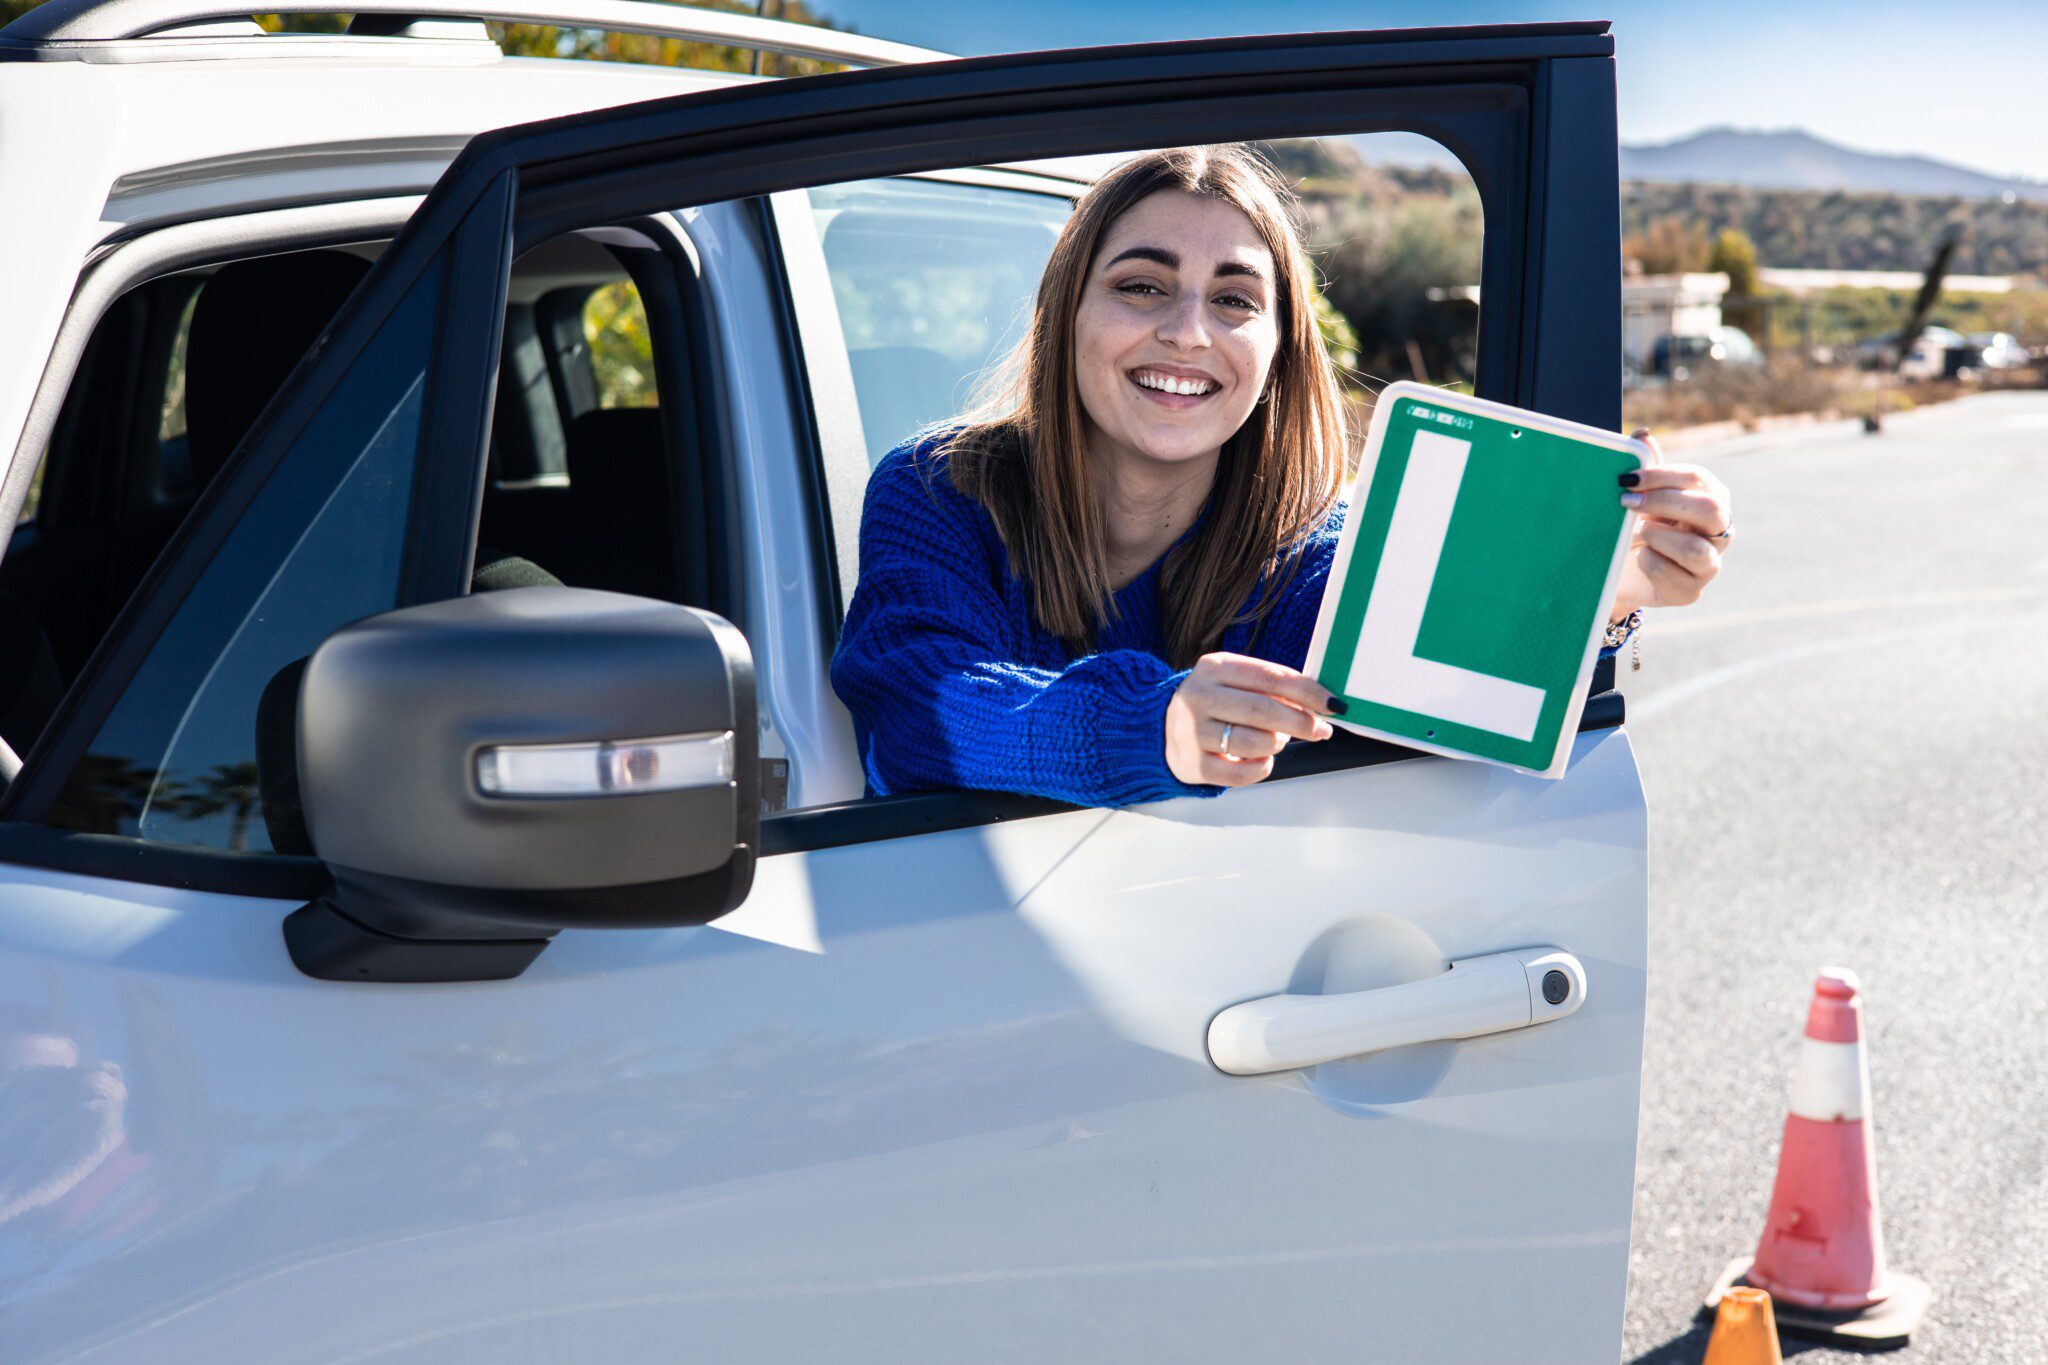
[[829, 447, 1216, 808]]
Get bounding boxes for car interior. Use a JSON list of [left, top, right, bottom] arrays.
[[0, 229, 704, 778]]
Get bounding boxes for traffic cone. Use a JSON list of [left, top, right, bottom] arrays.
[[1702, 1286, 1781, 1365], [1701, 968, 1931, 1347]]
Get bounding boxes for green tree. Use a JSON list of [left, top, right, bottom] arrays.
[[1707, 225, 1765, 343], [583, 281, 657, 407], [1310, 284, 1361, 381], [1708, 227, 1761, 296], [1316, 191, 1484, 385]]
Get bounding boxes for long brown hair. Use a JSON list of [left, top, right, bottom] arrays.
[[942, 144, 1348, 668]]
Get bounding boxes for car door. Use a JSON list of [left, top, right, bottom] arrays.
[[0, 23, 1643, 1363]]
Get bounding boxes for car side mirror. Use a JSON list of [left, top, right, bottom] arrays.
[[281, 587, 757, 983]]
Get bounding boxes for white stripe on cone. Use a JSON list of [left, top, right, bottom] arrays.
[[1788, 1037, 1871, 1122]]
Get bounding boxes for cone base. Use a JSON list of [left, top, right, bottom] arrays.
[[1702, 1257, 1931, 1350]]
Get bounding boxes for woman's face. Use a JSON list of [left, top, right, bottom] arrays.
[[1073, 189, 1280, 473]]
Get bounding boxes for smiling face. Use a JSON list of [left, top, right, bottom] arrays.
[[1073, 189, 1281, 475]]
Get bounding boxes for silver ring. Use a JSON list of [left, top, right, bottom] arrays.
[[1219, 722, 1234, 756], [1707, 522, 1733, 541]]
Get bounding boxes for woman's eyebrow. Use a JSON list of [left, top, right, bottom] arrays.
[[1103, 246, 1269, 283], [1105, 245, 1178, 270]]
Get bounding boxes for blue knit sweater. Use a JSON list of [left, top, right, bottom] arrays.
[[830, 433, 1621, 807]]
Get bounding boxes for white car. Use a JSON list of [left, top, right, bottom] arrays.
[[1857, 324, 1965, 379], [1963, 331, 2030, 370], [0, 4, 1649, 1361]]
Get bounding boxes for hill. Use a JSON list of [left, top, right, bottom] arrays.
[[1619, 127, 2048, 203], [1322, 131, 2048, 278]]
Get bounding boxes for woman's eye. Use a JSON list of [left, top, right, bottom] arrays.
[[1115, 280, 1165, 297], [1216, 293, 1261, 312]]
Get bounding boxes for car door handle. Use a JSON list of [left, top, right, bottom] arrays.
[[1207, 948, 1587, 1076]]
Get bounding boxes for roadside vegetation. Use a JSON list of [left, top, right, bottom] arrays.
[[1625, 179, 2048, 277]]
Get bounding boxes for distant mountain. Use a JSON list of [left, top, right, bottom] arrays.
[[1618, 127, 2048, 203], [1344, 126, 2048, 204]]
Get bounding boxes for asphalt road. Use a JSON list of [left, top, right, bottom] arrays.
[[1619, 391, 2048, 1362]]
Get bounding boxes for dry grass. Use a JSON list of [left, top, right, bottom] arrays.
[[1622, 361, 2037, 436]]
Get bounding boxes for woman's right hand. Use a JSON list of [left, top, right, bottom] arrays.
[[1164, 653, 1340, 788]]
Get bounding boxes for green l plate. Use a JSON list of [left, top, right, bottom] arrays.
[[1304, 381, 1648, 777]]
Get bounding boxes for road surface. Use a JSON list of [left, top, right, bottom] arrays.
[[1620, 391, 2048, 1361]]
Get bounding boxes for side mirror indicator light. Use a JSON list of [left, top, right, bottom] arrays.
[[475, 731, 735, 798]]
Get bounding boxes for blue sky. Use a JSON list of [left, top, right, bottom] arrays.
[[808, 1, 2048, 181]]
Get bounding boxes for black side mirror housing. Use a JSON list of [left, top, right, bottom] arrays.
[[282, 587, 756, 982]]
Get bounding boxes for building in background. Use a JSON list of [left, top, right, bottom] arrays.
[[1622, 270, 1730, 369]]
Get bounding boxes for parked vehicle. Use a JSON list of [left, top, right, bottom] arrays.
[[1649, 324, 1761, 380], [1960, 331, 2031, 371], [1852, 324, 1964, 377], [0, 6, 1647, 1361]]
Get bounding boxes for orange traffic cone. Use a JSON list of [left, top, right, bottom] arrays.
[[1702, 968, 1931, 1347], [1702, 1286, 1781, 1365]]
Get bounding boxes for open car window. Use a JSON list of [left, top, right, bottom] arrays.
[[2, 25, 1623, 872]]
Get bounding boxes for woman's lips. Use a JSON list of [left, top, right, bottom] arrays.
[[1128, 371, 1219, 409]]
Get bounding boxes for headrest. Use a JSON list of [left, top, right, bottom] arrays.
[[184, 250, 373, 490], [564, 407, 668, 501]]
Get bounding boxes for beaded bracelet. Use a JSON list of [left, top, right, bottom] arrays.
[[1604, 608, 1644, 672]]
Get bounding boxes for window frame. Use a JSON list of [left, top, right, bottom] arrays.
[[0, 197, 426, 537], [0, 179, 511, 856], [0, 23, 1630, 890], [772, 168, 1087, 613]]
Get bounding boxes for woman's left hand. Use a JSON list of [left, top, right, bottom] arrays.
[[1610, 429, 1732, 621]]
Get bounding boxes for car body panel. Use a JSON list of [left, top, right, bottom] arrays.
[[0, 726, 1644, 1362]]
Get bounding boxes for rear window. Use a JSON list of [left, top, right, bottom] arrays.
[[809, 178, 1071, 466]]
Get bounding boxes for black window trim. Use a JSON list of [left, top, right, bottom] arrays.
[[584, 215, 732, 615], [0, 175, 511, 825], [0, 196, 427, 538], [0, 674, 1621, 895], [765, 676, 1623, 856], [0, 23, 1625, 892]]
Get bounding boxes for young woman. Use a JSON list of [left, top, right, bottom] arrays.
[[830, 145, 1732, 806]]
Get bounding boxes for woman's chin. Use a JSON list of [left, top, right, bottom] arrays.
[[1116, 419, 1240, 466], [1129, 440, 1223, 467]]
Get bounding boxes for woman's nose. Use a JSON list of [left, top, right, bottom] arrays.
[[1155, 291, 1210, 350]]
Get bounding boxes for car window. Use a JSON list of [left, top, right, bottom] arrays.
[[479, 238, 704, 609], [584, 280, 658, 409], [43, 260, 442, 853], [809, 178, 1072, 467], [13, 461, 44, 527], [153, 284, 203, 503], [786, 137, 1485, 810]]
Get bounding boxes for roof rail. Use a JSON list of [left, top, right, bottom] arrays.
[[0, 0, 951, 67]]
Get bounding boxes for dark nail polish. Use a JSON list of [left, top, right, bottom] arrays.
[[1326, 696, 1349, 716], [1618, 471, 1641, 487]]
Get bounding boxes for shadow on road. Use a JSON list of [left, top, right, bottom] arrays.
[[1629, 1320, 1883, 1362]]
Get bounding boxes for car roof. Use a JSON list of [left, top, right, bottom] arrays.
[[0, 5, 1103, 240]]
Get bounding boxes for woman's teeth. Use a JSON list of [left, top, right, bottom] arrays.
[[1133, 371, 1216, 397]]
